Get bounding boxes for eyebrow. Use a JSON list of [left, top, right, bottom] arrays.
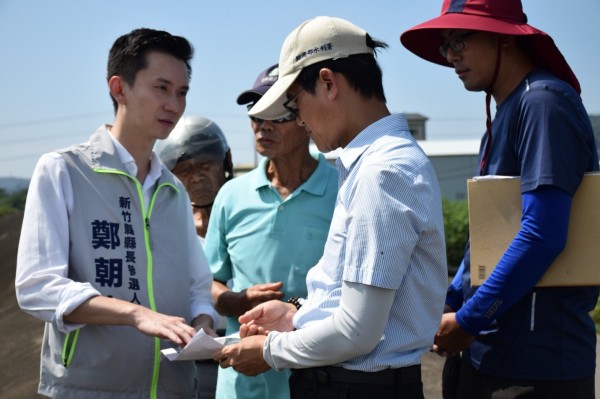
[[156, 77, 172, 84], [155, 77, 189, 91]]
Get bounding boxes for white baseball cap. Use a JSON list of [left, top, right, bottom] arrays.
[[249, 16, 373, 120]]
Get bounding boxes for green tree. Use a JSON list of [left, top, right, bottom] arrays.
[[0, 188, 28, 218], [442, 198, 469, 276]]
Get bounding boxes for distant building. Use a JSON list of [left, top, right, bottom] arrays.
[[406, 113, 428, 140], [417, 140, 480, 200]]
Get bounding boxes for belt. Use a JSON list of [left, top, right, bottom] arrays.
[[291, 365, 421, 386]]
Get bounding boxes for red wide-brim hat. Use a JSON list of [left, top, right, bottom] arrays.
[[400, 0, 580, 93]]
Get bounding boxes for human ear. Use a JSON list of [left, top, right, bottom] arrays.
[[108, 76, 126, 105], [318, 68, 338, 100]]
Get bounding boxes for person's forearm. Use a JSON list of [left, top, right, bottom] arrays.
[[458, 186, 572, 334], [63, 295, 139, 326], [445, 259, 465, 311], [213, 281, 285, 317], [213, 280, 245, 316], [264, 281, 394, 370], [64, 294, 198, 346]]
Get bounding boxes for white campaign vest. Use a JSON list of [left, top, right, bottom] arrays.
[[39, 128, 197, 399]]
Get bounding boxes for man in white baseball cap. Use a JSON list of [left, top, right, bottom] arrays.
[[248, 16, 374, 121], [215, 16, 447, 399]]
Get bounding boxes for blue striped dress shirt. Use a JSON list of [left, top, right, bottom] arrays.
[[294, 113, 448, 370]]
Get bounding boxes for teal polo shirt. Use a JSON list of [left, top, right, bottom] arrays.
[[205, 154, 337, 399], [205, 153, 338, 333]]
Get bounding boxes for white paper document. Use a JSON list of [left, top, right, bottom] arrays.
[[161, 329, 240, 361]]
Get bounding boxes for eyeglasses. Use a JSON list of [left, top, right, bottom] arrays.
[[438, 31, 477, 58], [282, 73, 320, 117], [283, 88, 304, 117]]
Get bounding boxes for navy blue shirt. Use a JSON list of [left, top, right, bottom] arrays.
[[449, 70, 599, 380]]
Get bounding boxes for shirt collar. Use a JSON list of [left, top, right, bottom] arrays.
[[249, 158, 271, 190], [337, 114, 408, 173], [248, 154, 331, 197], [105, 125, 163, 187], [297, 154, 331, 197]]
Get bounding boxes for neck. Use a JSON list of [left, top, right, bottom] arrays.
[[266, 149, 318, 200], [111, 116, 155, 183], [491, 46, 537, 105], [341, 97, 390, 147], [193, 207, 210, 238]]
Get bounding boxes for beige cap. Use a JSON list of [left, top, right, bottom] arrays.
[[249, 16, 373, 120]]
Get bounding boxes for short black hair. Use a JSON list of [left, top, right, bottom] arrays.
[[107, 28, 194, 112], [296, 35, 388, 102]]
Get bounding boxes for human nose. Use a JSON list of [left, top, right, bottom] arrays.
[[260, 119, 275, 131], [445, 47, 461, 63], [188, 171, 202, 182], [165, 93, 184, 114]]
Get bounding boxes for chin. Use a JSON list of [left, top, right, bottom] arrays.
[[314, 142, 332, 153], [463, 84, 486, 93], [156, 131, 174, 141], [191, 189, 215, 202], [461, 78, 488, 93]]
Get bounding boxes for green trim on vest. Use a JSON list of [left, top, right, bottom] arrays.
[[146, 181, 179, 399], [61, 329, 80, 367], [93, 168, 178, 399]]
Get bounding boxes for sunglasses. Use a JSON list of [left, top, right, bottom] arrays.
[[246, 103, 297, 124], [249, 113, 297, 125]]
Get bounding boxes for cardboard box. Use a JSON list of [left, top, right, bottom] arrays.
[[468, 174, 600, 286]]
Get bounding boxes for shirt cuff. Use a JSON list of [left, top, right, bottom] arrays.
[[55, 284, 101, 333]]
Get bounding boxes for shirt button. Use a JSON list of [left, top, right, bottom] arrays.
[[278, 205, 284, 211]]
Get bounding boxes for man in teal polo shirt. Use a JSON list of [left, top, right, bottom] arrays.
[[203, 64, 338, 399]]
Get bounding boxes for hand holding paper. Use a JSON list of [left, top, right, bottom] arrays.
[[161, 328, 240, 361]]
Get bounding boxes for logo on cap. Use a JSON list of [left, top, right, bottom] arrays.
[[295, 43, 333, 63], [261, 66, 279, 85]]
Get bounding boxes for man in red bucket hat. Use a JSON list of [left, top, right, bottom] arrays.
[[402, 1, 598, 398]]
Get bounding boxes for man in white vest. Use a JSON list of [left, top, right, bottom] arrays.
[[16, 28, 218, 398]]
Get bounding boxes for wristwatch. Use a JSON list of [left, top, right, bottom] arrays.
[[287, 296, 304, 310]]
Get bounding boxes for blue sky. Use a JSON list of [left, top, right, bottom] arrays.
[[1, 0, 599, 178]]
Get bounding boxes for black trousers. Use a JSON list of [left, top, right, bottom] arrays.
[[289, 365, 424, 399], [454, 353, 595, 399]]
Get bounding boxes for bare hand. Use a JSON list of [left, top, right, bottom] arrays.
[[215, 282, 285, 317], [64, 296, 197, 347], [242, 282, 285, 310], [432, 312, 474, 356], [214, 335, 270, 376], [238, 300, 296, 337], [192, 313, 218, 337], [132, 306, 197, 347], [240, 322, 268, 338]]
